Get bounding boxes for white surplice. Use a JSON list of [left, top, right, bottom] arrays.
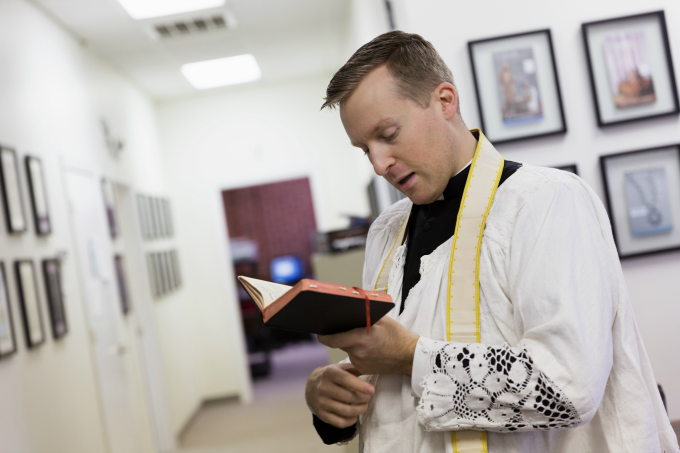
[[356, 164, 679, 453]]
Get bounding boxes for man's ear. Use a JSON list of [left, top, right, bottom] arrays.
[[434, 82, 458, 120]]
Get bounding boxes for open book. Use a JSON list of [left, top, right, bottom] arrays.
[[238, 276, 394, 335]]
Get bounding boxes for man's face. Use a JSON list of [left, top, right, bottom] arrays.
[[340, 65, 456, 205]]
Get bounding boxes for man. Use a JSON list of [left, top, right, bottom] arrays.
[[305, 31, 678, 453]]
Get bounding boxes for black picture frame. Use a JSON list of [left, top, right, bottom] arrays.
[[114, 255, 131, 315], [101, 179, 118, 239], [0, 147, 28, 234], [150, 197, 160, 239], [42, 258, 67, 339], [600, 143, 680, 258], [171, 250, 182, 287], [582, 11, 680, 127], [468, 29, 567, 145], [555, 164, 579, 175], [14, 260, 45, 348], [0, 262, 18, 358], [24, 156, 52, 235]]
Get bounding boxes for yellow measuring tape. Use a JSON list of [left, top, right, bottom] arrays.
[[374, 130, 503, 453]]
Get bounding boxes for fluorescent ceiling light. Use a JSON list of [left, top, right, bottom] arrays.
[[181, 55, 262, 90], [116, 0, 225, 20]]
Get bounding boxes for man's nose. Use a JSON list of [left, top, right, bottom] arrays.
[[369, 144, 395, 177]]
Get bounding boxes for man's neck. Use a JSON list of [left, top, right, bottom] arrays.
[[450, 129, 479, 178], [430, 129, 479, 202]]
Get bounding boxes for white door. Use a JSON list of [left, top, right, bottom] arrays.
[[65, 168, 144, 453]]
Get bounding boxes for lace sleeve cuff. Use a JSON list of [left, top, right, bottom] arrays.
[[415, 338, 580, 433]]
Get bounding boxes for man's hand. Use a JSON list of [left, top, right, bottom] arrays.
[[306, 362, 374, 428], [317, 316, 419, 376]]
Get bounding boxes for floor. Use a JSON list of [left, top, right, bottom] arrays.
[[178, 341, 345, 453]]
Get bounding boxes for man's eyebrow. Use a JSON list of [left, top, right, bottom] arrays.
[[350, 117, 398, 148], [371, 117, 397, 134]]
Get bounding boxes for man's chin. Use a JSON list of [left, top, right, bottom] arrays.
[[406, 191, 437, 205]]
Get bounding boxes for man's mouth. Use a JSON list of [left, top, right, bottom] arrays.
[[398, 172, 415, 187]]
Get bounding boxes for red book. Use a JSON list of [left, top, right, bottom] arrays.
[[238, 277, 394, 335]]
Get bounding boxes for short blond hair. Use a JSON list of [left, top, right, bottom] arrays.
[[322, 30, 458, 112]]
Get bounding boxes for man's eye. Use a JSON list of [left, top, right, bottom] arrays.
[[384, 131, 397, 141]]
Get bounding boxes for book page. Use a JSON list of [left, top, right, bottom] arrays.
[[238, 276, 292, 309]]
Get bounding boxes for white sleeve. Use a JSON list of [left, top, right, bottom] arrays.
[[416, 179, 615, 433], [411, 337, 430, 398]]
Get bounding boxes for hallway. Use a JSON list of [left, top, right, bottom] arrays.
[[178, 342, 342, 453]]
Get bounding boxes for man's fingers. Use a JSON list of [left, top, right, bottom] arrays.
[[319, 399, 369, 419], [317, 327, 366, 349], [338, 361, 361, 376], [325, 365, 374, 395], [318, 412, 357, 429], [321, 379, 372, 404]]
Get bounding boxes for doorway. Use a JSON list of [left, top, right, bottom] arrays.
[[64, 166, 155, 453], [221, 177, 327, 382]]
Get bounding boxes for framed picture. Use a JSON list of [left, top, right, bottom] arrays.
[[166, 251, 177, 291], [153, 253, 165, 296], [42, 258, 67, 339], [166, 252, 176, 291], [600, 144, 680, 258], [158, 198, 168, 238], [0, 147, 27, 233], [101, 179, 118, 238], [150, 198, 160, 239], [25, 156, 51, 235], [114, 255, 131, 314], [0, 263, 18, 358], [468, 29, 567, 145], [14, 260, 45, 347], [582, 11, 679, 127], [171, 250, 182, 287], [555, 164, 579, 175], [164, 200, 174, 236]]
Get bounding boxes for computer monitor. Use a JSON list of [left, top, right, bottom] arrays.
[[270, 255, 303, 284]]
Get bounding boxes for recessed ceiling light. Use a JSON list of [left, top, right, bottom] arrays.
[[181, 55, 262, 90], [116, 0, 226, 20]]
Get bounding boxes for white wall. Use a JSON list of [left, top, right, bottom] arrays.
[[0, 0, 179, 450], [391, 0, 680, 420], [156, 74, 375, 407]]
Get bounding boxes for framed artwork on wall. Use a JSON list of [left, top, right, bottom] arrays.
[[600, 144, 680, 258], [42, 258, 67, 339], [172, 250, 182, 287], [555, 164, 579, 175], [24, 156, 51, 235], [14, 260, 45, 348], [157, 198, 167, 238], [166, 251, 177, 291], [582, 11, 679, 127], [0, 262, 18, 358], [101, 179, 118, 239], [468, 29, 567, 145], [154, 253, 164, 296], [114, 255, 131, 314], [150, 198, 161, 239], [0, 147, 27, 234]]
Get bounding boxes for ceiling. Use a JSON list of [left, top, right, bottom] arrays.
[[33, 0, 350, 99]]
